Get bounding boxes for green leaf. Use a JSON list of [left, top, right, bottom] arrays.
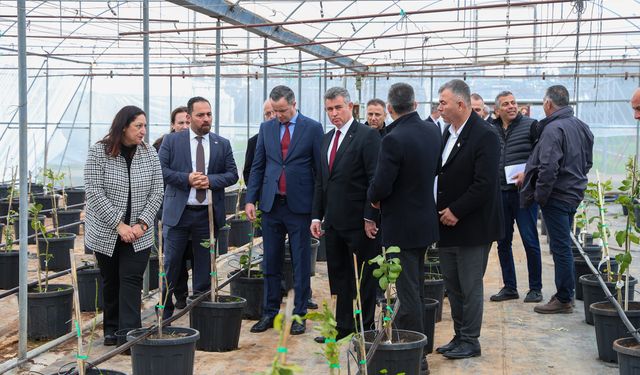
[[379, 276, 389, 291], [616, 230, 626, 247], [386, 246, 401, 254], [273, 313, 284, 331], [368, 255, 384, 265], [372, 268, 383, 279]]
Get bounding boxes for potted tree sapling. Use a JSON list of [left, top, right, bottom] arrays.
[[261, 289, 302, 375], [0, 172, 19, 289], [32, 189, 77, 272], [51, 169, 82, 236], [306, 298, 353, 375], [187, 190, 246, 352], [361, 246, 427, 375], [229, 218, 264, 320]]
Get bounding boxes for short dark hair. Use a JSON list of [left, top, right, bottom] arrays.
[[495, 91, 514, 106], [545, 85, 570, 107], [170, 106, 188, 132], [470, 93, 484, 102], [270, 85, 295, 104], [366, 98, 385, 108], [439, 79, 471, 106], [101, 105, 146, 157], [387, 83, 415, 115], [187, 96, 210, 115], [430, 103, 439, 113], [324, 87, 351, 103]]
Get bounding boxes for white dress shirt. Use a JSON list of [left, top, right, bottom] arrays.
[[187, 127, 210, 205], [435, 115, 470, 202], [326, 117, 354, 162]]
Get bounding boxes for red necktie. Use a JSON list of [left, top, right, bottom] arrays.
[[328, 129, 341, 172], [278, 122, 291, 194]]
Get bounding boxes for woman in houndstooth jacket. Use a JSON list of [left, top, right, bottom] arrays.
[[84, 105, 164, 346]]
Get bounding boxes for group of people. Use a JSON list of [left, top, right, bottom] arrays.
[[84, 77, 599, 366]]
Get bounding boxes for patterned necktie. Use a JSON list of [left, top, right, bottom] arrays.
[[278, 122, 291, 194], [196, 136, 206, 203], [328, 129, 341, 172]]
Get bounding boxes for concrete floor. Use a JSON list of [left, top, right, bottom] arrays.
[[1, 211, 637, 374]]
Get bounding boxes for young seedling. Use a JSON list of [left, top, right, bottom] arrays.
[[69, 248, 86, 375], [156, 221, 168, 339], [305, 297, 352, 375], [352, 254, 368, 375], [45, 168, 65, 236], [264, 289, 301, 375], [368, 246, 402, 343], [586, 174, 614, 282], [199, 190, 219, 302], [2, 168, 17, 249]]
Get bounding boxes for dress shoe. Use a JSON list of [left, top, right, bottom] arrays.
[[490, 287, 519, 302], [175, 299, 187, 309], [290, 320, 306, 335], [104, 334, 117, 346], [523, 289, 543, 303], [435, 336, 460, 354], [533, 295, 572, 314], [250, 316, 275, 333], [442, 341, 481, 359], [307, 299, 319, 310]]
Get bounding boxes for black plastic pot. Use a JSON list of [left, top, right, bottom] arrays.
[[65, 187, 86, 208], [54, 209, 82, 235], [316, 235, 327, 261], [33, 193, 57, 216], [580, 274, 637, 325], [228, 217, 252, 247], [27, 284, 73, 340], [77, 267, 103, 312], [187, 295, 246, 352], [422, 298, 439, 354], [0, 184, 10, 200], [614, 337, 640, 374], [574, 258, 618, 301], [224, 191, 239, 215], [128, 326, 199, 375], [572, 244, 602, 263], [285, 238, 321, 276], [591, 301, 640, 363], [362, 329, 427, 375], [217, 225, 230, 256], [229, 269, 264, 320], [14, 214, 45, 244], [37, 233, 76, 272], [0, 250, 19, 289], [148, 256, 159, 291], [57, 364, 127, 375], [115, 327, 135, 356], [30, 183, 44, 195], [423, 273, 445, 322], [0, 198, 18, 223]]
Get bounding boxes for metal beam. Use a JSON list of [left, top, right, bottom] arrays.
[[167, 0, 366, 73], [143, 0, 150, 143]]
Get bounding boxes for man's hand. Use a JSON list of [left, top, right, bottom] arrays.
[[188, 172, 209, 189], [310, 221, 323, 238], [364, 220, 378, 239], [513, 172, 525, 187], [117, 222, 136, 243], [371, 201, 380, 209], [438, 207, 459, 226], [245, 203, 256, 221]]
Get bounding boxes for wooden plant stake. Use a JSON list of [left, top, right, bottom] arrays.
[[69, 249, 86, 375], [279, 289, 296, 364], [352, 254, 368, 375], [595, 171, 612, 282], [157, 221, 165, 338], [207, 190, 218, 301]]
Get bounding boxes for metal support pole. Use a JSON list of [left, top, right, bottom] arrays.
[[169, 64, 173, 115], [246, 31, 250, 142], [263, 38, 268, 102], [17, 0, 29, 364], [88, 65, 93, 152], [318, 63, 322, 121], [373, 66, 377, 99], [44, 59, 49, 175], [429, 67, 434, 112], [298, 50, 302, 109], [215, 19, 221, 135], [323, 62, 328, 130], [143, 0, 150, 143]]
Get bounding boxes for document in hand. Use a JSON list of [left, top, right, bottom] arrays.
[[504, 163, 526, 184]]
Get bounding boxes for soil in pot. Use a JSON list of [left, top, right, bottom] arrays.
[[614, 337, 640, 374], [224, 191, 239, 215], [229, 269, 264, 320], [77, 267, 104, 312], [128, 326, 199, 375], [591, 301, 640, 363], [580, 274, 638, 325], [361, 329, 427, 375], [228, 216, 252, 247], [0, 250, 19, 289], [423, 298, 439, 354], [187, 294, 246, 352], [54, 209, 82, 235], [37, 233, 77, 272], [13, 214, 44, 244], [27, 284, 73, 340], [424, 273, 445, 322], [574, 258, 618, 301]]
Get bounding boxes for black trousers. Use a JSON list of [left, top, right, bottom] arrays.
[[174, 240, 193, 303], [439, 245, 490, 345], [392, 247, 426, 334], [325, 226, 379, 333], [94, 241, 150, 336]]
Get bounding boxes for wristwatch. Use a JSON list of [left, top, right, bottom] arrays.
[[137, 220, 149, 231]]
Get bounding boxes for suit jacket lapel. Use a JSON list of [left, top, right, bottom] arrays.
[[321, 130, 332, 184], [208, 133, 219, 173], [181, 131, 192, 172], [271, 120, 283, 162], [442, 113, 475, 167], [330, 122, 356, 175], [285, 115, 307, 160]]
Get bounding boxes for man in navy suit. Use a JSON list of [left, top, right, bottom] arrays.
[[245, 85, 323, 335], [158, 96, 238, 319]]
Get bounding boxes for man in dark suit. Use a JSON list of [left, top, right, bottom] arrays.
[[364, 98, 388, 137], [311, 87, 381, 342], [435, 80, 503, 359], [243, 100, 275, 185], [158, 96, 239, 319], [368, 83, 441, 346], [245, 85, 324, 335]]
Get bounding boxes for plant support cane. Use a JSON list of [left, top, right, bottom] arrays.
[[157, 221, 165, 338], [69, 249, 86, 375], [594, 172, 613, 282], [352, 254, 368, 375], [207, 190, 218, 301]]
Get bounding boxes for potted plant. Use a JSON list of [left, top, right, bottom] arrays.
[[423, 245, 445, 322], [0, 173, 19, 289], [228, 211, 253, 248], [76, 259, 103, 312], [359, 246, 427, 375], [50, 170, 82, 236], [187, 191, 246, 352], [31, 202, 76, 272], [306, 300, 353, 374], [261, 289, 302, 375], [229, 223, 264, 320], [613, 336, 640, 373]]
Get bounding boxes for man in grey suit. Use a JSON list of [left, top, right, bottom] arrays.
[[158, 96, 238, 319]]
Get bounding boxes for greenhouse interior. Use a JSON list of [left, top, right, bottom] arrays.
[[1, 0, 640, 374]]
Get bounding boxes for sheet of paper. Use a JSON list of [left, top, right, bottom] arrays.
[[504, 163, 526, 184]]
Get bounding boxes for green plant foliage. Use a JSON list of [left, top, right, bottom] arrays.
[[369, 246, 402, 341], [305, 302, 353, 374]]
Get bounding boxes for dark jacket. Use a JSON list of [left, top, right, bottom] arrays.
[[312, 120, 380, 230], [364, 121, 387, 137], [521, 106, 594, 208], [242, 134, 258, 185], [367, 111, 441, 249], [437, 111, 504, 247], [491, 113, 538, 190]]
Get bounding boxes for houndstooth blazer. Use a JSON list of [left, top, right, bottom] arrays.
[[84, 141, 164, 256]]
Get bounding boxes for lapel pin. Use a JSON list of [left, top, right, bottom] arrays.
[[214, 141, 219, 144], [457, 142, 461, 147]]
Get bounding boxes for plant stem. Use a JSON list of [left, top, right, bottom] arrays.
[[595, 171, 612, 282], [69, 249, 85, 375], [207, 191, 218, 301], [352, 254, 368, 375], [157, 221, 164, 339]]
